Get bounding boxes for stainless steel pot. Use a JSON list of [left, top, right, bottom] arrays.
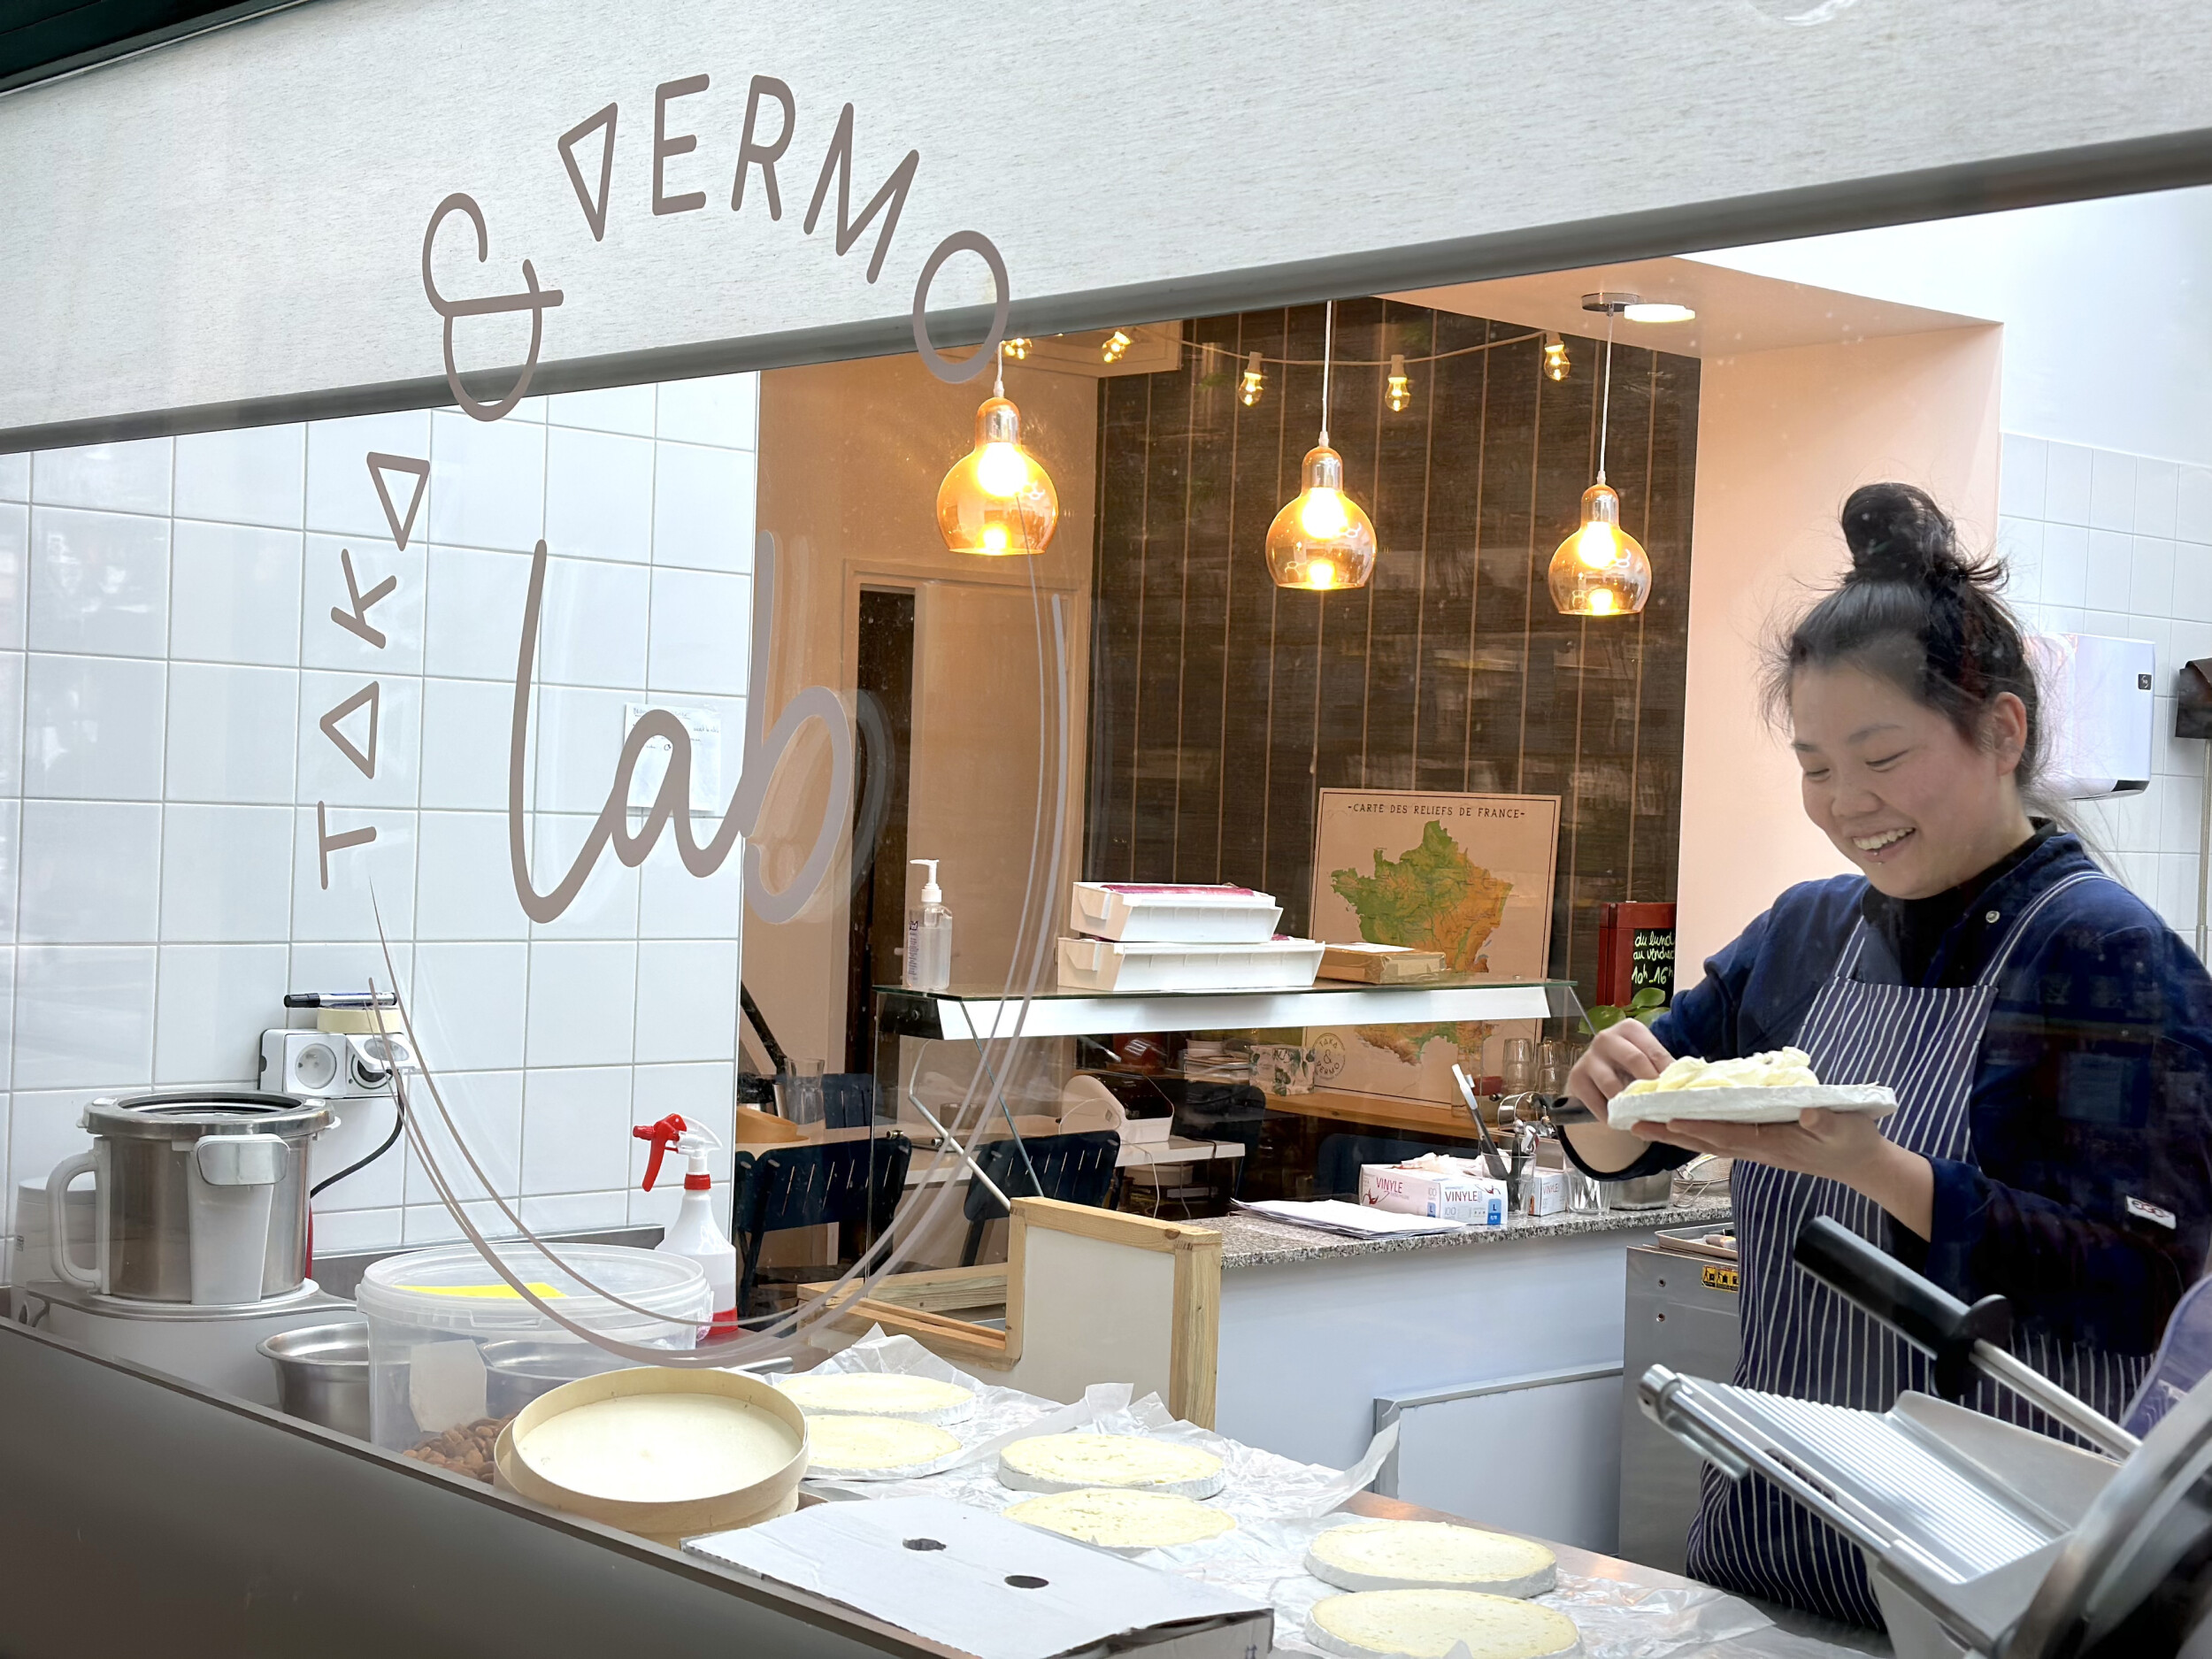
[[48, 1092, 334, 1304], [259, 1321, 372, 1438]]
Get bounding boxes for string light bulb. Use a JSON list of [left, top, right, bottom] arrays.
[[1265, 300, 1376, 592], [1548, 296, 1652, 616], [1102, 329, 1133, 365], [1240, 351, 1265, 407], [1543, 333, 1570, 382], [937, 355, 1058, 557], [1002, 336, 1032, 360], [1386, 354, 1411, 413]]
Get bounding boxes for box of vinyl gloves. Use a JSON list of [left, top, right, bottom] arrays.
[[1359, 1154, 1509, 1226]]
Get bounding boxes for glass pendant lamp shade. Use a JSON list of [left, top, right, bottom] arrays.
[[937, 395, 1057, 556], [1548, 482, 1651, 616], [1266, 443, 1377, 591]]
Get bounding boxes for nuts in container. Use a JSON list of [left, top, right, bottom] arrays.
[[401, 1415, 513, 1483]]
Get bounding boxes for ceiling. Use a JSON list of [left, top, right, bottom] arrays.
[[1392, 255, 1988, 358]]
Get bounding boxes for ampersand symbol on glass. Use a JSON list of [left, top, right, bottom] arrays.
[[421, 193, 566, 422]]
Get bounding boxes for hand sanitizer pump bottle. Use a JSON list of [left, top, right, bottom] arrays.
[[904, 858, 953, 992]]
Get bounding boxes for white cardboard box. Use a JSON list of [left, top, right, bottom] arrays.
[[687, 1495, 1274, 1659], [1520, 1165, 1566, 1217], [1358, 1159, 1508, 1227], [1068, 881, 1284, 943]]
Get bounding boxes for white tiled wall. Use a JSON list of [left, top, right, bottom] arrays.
[[0, 377, 760, 1279], [1997, 433, 2212, 941]]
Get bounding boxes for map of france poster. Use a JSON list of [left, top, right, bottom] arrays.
[[1304, 790, 1562, 1108]]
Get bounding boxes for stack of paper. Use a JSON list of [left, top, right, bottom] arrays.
[[1233, 1199, 1467, 1238]]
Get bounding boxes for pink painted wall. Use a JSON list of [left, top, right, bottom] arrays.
[[1674, 326, 2005, 984]]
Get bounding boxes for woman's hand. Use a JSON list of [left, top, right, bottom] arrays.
[[1560, 1021, 1676, 1175], [1565, 1018, 1674, 1117], [1626, 1108, 1935, 1239]]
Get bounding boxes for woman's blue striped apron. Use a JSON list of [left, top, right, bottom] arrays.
[[1682, 870, 2150, 1628]]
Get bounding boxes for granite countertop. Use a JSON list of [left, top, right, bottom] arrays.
[[1217, 1195, 1733, 1269]]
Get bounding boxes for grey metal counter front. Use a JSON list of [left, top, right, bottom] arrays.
[[0, 1318, 941, 1659], [1619, 1239, 1747, 1573]]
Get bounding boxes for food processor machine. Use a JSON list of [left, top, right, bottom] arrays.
[[13, 1092, 350, 1406]]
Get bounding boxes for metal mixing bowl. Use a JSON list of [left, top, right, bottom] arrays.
[[260, 1321, 371, 1439]]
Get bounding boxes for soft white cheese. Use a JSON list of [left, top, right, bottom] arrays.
[[996, 1432, 1227, 1498], [805, 1413, 964, 1475], [1306, 1520, 1556, 1596], [1002, 1486, 1236, 1553], [515, 1393, 800, 1504], [775, 1372, 975, 1424], [1306, 1589, 1582, 1659], [1618, 1047, 1818, 1096]]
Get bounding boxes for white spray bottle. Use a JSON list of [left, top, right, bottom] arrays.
[[633, 1113, 738, 1335], [904, 857, 952, 991]]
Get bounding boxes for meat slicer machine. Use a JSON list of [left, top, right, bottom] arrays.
[[1640, 1217, 2212, 1658]]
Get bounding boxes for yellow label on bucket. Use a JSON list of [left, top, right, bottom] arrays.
[[398, 1282, 565, 1300]]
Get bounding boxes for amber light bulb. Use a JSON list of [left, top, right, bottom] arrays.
[[938, 394, 1058, 557], [1266, 444, 1376, 591], [1547, 482, 1651, 616]]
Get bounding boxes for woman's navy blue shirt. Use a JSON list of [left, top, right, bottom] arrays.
[[1614, 831, 2212, 1356]]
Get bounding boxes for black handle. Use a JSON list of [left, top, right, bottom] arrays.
[[1793, 1215, 2012, 1399]]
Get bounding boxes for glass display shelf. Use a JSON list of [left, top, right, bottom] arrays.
[[873, 977, 1586, 1041]]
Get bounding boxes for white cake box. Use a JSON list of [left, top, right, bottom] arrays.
[[1359, 1158, 1509, 1227], [1068, 882, 1284, 944], [1056, 934, 1325, 993]]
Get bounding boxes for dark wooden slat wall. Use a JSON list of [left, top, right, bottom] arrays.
[[1082, 302, 1701, 1006]]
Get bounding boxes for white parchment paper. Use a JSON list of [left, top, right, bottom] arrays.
[[775, 1333, 1803, 1659]]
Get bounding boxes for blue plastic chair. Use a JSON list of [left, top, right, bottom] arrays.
[[733, 1133, 912, 1317], [960, 1130, 1122, 1266]]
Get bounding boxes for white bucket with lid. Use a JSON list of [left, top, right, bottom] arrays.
[[355, 1241, 710, 1457]]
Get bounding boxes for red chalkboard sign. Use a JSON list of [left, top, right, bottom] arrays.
[[1597, 902, 1678, 1007]]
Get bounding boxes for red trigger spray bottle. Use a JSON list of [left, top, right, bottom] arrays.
[[632, 1114, 738, 1336]]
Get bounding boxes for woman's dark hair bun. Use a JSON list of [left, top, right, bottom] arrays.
[[1840, 481, 1961, 587]]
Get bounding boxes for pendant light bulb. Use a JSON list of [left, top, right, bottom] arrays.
[[1548, 482, 1650, 615], [1268, 445, 1375, 592], [1240, 351, 1265, 406], [1002, 336, 1032, 360], [1386, 354, 1411, 412], [938, 392, 1057, 557], [1550, 298, 1651, 616], [1543, 333, 1570, 382], [1267, 301, 1375, 591], [1102, 329, 1133, 365]]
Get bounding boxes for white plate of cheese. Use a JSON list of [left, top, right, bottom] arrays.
[[1607, 1048, 1895, 1129]]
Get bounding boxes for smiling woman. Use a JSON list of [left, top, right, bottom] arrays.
[[1562, 481, 2212, 1630]]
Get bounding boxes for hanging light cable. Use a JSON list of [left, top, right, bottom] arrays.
[[937, 349, 1058, 557], [1265, 300, 1378, 592], [1548, 296, 1652, 617]]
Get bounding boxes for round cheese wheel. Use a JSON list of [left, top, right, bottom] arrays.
[[776, 1372, 976, 1424], [1305, 1590, 1581, 1659], [805, 1413, 963, 1476], [514, 1393, 801, 1505], [1002, 1487, 1237, 1554], [1306, 1520, 1557, 1597], [996, 1432, 1227, 1498]]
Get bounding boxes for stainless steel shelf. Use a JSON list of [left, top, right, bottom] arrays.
[[875, 979, 1583, 1041]]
